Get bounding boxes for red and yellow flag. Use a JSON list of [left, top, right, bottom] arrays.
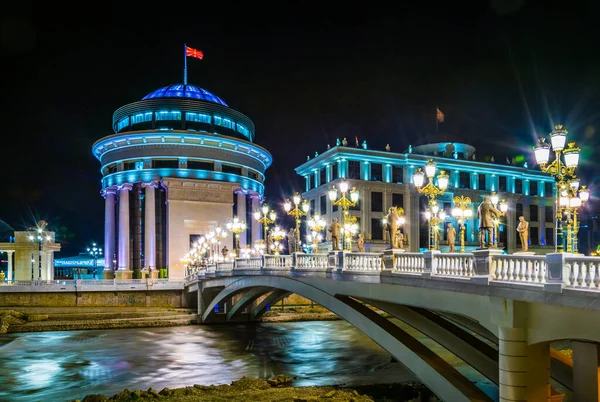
[[185, 46, 204, 60], [436, 107, 445, 123]]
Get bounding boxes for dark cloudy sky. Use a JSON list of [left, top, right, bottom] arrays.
[[2, 0, 599, 256]]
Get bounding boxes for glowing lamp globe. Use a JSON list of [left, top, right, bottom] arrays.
[[424, 160, 436, 178], [339, 180, 349, 193], [464, 209, 474, 218], [293, 193, 301, 205], [413, 169, 425, 188], [261, 204, 269, 215], [254, 211, 261, 221], [438, 211, 446, 221], [452, 207, 463, 218], [284, 200, 292, 212], [350, 187, 359, 203], [398, 216, 406, 225], [570, 178, 580, 191], [437, 171, 449, 190], [534, 140, 550, 165], [559, 196, 570, 207], [301, 201, 310, 213], [579, 186, 590, 203], [425, 210, 432, 220], [563, 143, 580, 168], [570, 197, 582, 208], [490, 193, 499, 206], [499, 200, 508, 213], [328, 187, 338, 201], [550, 125, 568, 151], [268, 211, 276, 221]]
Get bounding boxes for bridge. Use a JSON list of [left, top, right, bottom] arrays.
[[185, 249, 600, 402]]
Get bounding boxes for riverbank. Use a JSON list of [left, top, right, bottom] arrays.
[[75, 376, 437, 401]]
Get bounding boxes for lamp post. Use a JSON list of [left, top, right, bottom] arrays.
[[534, 125, 582, 252], [328, 179, 360, 251], [451, 196, 473, 253], [284, 192, 310, 252], [254, 203, 276, 242], [86, 242, 103, 279], [413, 159, 449, 250], [226, 217, 247, 255], [269, 226, 286, 255], [424, 201, 446, 250], [307, 214, 327, 253], [28, 221, 52, 281], [558, 180, 590, 253]]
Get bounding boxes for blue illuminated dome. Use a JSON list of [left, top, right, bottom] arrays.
[[142, 84, 228, 106]]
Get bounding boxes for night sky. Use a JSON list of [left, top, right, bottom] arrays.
[[3, 1, 599, 256]]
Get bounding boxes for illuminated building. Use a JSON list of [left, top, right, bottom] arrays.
[[296, 140, 555, 253], [93, 84, 272, 279]]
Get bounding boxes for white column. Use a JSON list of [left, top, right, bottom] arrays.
[[236, 191, 247, 247], [118, 183, 133, 270], [143, 182, 157, 270], [250, 194, 261, 242], [6, 251, 13, 282], [103, 187, 117, 270], [46, 251, 52, 280]]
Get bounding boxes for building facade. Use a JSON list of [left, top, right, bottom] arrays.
[[0, 227, 60, 281], [295, 141, 555, 253], [93, 84, 272, 279]]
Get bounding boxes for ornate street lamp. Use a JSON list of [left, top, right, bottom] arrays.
[[284, 192, 310, 252], [559, 180, 590, 253], [307, 214, 327, 253], [254, 203, 276, 242], [413, 159, 449, 250], [86, 242, 103, 279], [329, 179, 360, 250], [28, 220, 52, 281], [269, 226, 286, 255], [534, 125, 582, 252], [226, 217, 247, 254], [342, 216, 359, 251], [451, 196, 473, 253], [424, 201, 446, 250]]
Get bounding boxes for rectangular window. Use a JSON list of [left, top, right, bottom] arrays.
[[152, 159, 179, 169], [530, 181, 538, 196], [236, 123, 250, 137], [371, 218, 384, 240], [499, 176, 507, 192], [320, 168, 327, 186], [155, 111, 181, 121], [478, 174, 486, 191], [222, 165, 242, 176], [459, 172, 470, 189], [530, 227, 539, 246], [371, 192, 383, 212], [213, 116, 222, 126], [545, 206, 554, 222], [443, 202, 451, 216], [310, 199, 316, 214], [248, 171, 258, 180], [320, 195, 327, 215], [348, 161, 360, 180], [187, 160, 214, 171], [222, 118, 234, 129], [545, 227, 554, 246], [392, 166, 403, 183], [107, 164, 117, 174], [392, 193, 404, 208], [545, 182, 553, 197], [371, 163, 383, 181], [117, 117, 130, 132], [131, 112, 153, 125], [331, 163, 338, 180], [515, 179, 523, 194], [530, 204, 538, 222], [123, 161, 137, 171], [185, 112, 211, 124]]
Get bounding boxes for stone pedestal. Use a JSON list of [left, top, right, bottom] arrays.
[[115, 270, 133, 280], [383, 249, 404, 270], [103, 270, 115, 280], [472, 248, 503, 284]]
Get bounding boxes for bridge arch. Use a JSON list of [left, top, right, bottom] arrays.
[[201, 275, 493, 401]]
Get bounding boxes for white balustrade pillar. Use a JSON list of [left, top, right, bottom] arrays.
[[6, 251, 13, 281], [143, 182, 157, 270], [103, 187, 117, 270], [118, 183, 133, 270], [46, 251, 52, 280], [251, 194, 261, 242], [236, 191, 247, 247], [572, 341, 600, 402]]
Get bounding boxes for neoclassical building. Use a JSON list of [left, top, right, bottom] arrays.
[[92, 84, 272, 279], [296, 140, 555, 253]]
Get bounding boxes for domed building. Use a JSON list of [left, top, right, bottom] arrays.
[[92, 83, 272, 279]]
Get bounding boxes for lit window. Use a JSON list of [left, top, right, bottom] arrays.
[[236, 123, 249, 137], [213, 116, 222, 125], [222, 119, 234, 129], [135, 161, 144, 170], [156, 111, 181, 121], [185, 112, 211, 124], [131, 112, 153, 125], [117, 117, 130, 132]]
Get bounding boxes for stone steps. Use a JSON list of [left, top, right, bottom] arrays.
[[2, 307, 198, 333]]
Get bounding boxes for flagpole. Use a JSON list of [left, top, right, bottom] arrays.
[[183, 43, 188, 85]]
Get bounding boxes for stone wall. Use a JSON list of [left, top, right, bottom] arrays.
[[0, 290, 184, 307]]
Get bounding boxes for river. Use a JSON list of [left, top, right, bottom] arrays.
[[0, 320, 498, 401]]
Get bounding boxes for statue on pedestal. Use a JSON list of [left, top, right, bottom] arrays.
[[477, 196, 503, 248], [357, 233, 365, 252], [385, 206, 400, 249], [517, 216, 529, 251], [447, 223, 456, 252], [329, 218, 341, 251], [396, 230, 404, 249]]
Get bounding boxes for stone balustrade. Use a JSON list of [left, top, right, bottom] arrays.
[[393, 252, 425, 273], [263, 255, 293, 269], [216, 261, 234, 272], [234, 257, 262, 270], [343, 252, 383, 271], [295, 253, 329, 270], [491, 255, 547, 283], [434, 253, 475, 277]]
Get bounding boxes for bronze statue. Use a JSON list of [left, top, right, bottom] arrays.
[[385, 206, 400, 249], [447, 223, 456, 252], [329, 218, 341, 251], [477, 196, 503, 248], [517, 216, 529, 251], [396, 230, 404, 249], [357, 233, 365, 252]]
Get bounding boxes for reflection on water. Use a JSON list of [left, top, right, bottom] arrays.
[[0, 320, 495, 402]]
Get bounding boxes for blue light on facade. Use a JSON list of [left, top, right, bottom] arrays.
[[142, 84, 228, 106]]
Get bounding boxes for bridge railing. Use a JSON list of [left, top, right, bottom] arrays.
[[490, 254, 547, 283], [563, 255, 600, 290], [264, 255, 293, 269], [295, 253, 329, 270], [234, 257, 262, 270], [216, 261, 234, 272], [343, 252, 383, 271], [393, 252, 425, 274], [434, 252, 476, 277]]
